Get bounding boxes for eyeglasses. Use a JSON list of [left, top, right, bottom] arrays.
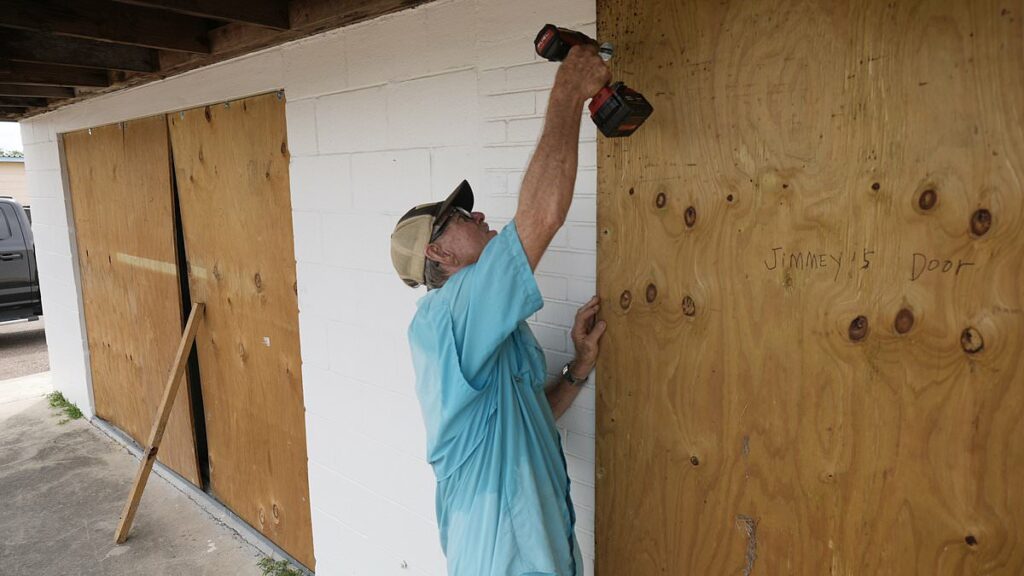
[[431, 206, 473, 242]]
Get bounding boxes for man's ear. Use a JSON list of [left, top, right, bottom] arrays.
[[425, 242, 456, 267]]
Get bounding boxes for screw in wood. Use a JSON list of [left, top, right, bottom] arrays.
[[970, 209, 992, 237], [848, 315, 869, 341], [960, 327, 984, 354]]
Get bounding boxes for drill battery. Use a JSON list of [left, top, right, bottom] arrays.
[[588, 82, 654, 138]]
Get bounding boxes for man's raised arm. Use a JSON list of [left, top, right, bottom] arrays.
[[515, 45, 611, 270]]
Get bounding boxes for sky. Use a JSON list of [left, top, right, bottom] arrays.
[[0, 122, 23, 152]]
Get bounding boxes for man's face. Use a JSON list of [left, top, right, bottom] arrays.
[[433, 207, 497, 268]]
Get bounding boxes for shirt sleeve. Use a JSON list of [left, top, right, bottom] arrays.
[[444, 220, 543, 387]]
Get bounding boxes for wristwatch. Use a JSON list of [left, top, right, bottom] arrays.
[[561, 361, 589, 387]]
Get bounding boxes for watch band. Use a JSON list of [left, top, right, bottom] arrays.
[[561, 361, 588, 386]]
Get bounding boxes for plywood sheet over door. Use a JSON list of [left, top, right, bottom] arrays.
[[168, 92, 313, 568], [596, 0, 1024, 574], [63, 117, 200, 486]]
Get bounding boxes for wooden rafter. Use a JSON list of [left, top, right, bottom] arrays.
[[0, 96, 47, 108], [3, 0, 438, 120], [0, 0, 211, 54], [0, 84, 75, 99], [1, 29, 159, 73], [0, 62, 111, 88], [291, 0, 425, 31], [113, 0, 290, 30]]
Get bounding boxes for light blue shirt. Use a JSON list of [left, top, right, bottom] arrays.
[[409, 221, 581, 576]]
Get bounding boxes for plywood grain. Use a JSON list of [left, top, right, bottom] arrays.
[[168, 92, 314, 568], [595, 1, 1024, 574], [63, 116, 200, 486]]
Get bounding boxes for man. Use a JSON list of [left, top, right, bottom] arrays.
[[389, 45, 611, 575]]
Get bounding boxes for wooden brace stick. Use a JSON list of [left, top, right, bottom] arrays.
[[114, 302, 205, 544]]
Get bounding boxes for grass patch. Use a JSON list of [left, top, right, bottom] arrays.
[[46, 391, 83, 424], [257, 558, 302, 576]]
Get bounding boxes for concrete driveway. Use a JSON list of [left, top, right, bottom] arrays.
[[0, 318, 49, 381], [0, 376, 267, 576]]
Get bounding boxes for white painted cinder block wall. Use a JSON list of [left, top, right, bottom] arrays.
[[20, 0, 599, 573]]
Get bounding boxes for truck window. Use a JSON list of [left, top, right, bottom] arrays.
[[0, 207, 12, 241]]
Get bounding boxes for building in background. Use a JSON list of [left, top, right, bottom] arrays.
[[0, 157, 27, 207]]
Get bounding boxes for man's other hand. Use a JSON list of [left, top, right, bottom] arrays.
[[571, 295, 607, 377]]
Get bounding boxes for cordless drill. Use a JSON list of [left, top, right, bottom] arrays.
[[534, 24, 654, 138]]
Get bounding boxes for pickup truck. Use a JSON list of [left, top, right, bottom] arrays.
[[0, 197, 42, 322]]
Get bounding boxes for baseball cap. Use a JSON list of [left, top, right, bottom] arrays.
[[390, 180, 474, 288]]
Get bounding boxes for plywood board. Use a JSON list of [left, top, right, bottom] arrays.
[[63, 117, 200, 486], [596, 1, 1024, 574], [168, 92, 314, 568]]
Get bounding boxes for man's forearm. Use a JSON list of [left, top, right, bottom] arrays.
[[513, 46, 609, 268], [515, 88, 586, 268], [545, 374, 586, 421], [519, 89, 585, 222]]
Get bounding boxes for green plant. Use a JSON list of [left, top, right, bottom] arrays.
[[257, 557, 302, 576], [46, 391, 83, 424]]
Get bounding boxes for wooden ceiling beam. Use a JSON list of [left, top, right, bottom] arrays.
[[0, 96, 48, 108], [113, 0, 290, 30], [0, 62, 112, 88], [158, 0, 435, 73], [0, 84, 75, 99], [1, 29, 159, 72], [0, 0, 211, 54], [290, 0, 429, 31]]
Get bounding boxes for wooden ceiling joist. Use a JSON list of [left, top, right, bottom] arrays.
[[0, 96, 47, 108], [3, 0, 437, 120], [113, 0, 291, 30], [290, 0, 425, 31], [0, 0, 212, 54], [0, 62, 111, 88], [0, 84, 75, 99], [2, 29, 159, 73]]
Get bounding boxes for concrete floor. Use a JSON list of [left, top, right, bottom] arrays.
[[0, 375, 266, 576], [0, 318, 49, 381]]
